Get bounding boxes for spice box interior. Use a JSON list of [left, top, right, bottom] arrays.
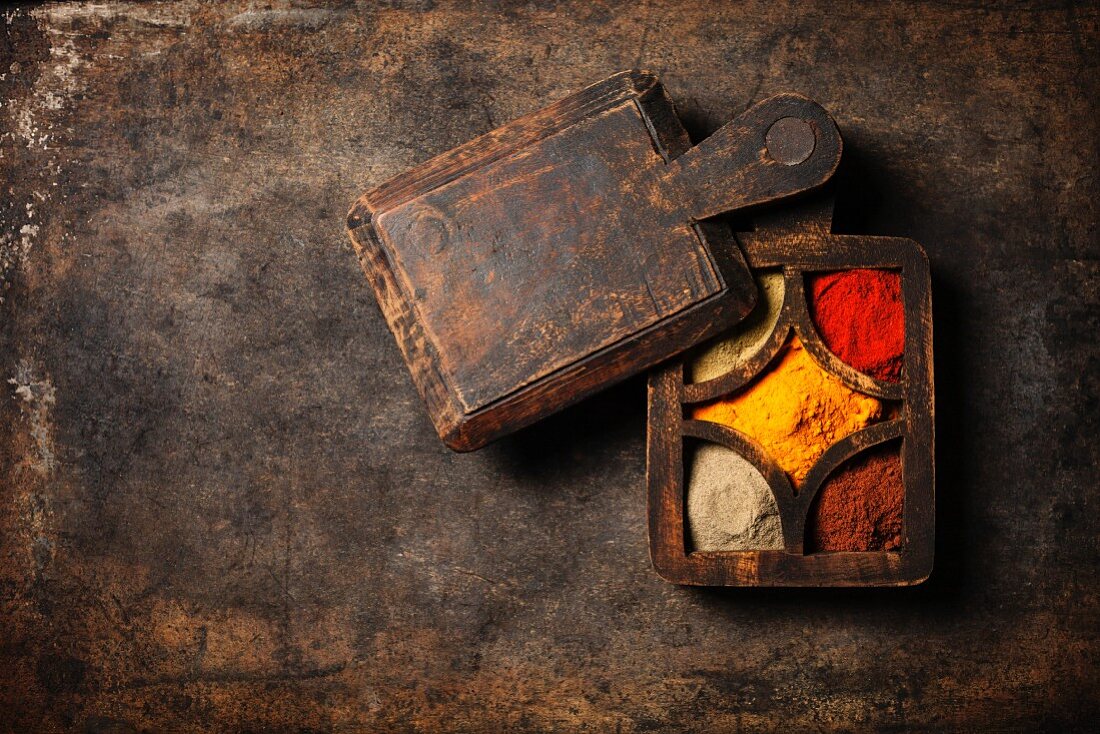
[[647, 200, 934, 587]]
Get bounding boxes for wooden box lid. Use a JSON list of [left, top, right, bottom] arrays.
[[347, 71, 841, 450]]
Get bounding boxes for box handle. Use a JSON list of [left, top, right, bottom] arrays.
[[664, 93, 842, 221]]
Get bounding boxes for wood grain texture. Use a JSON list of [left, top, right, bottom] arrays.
[[648, 204, 934, 586], [1, 1, 1097, 731], [348, 71, 840, 450]]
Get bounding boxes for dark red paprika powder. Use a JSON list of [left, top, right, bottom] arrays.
[[807, 442, 904, 552]]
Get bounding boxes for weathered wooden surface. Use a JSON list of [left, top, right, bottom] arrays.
[[1, 1, 1097, 731], [349, 75, 840, 451]]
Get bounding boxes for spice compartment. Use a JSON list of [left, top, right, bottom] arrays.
[[646, 204, 934, 586]]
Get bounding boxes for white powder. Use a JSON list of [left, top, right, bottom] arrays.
[[686, 443, 783, 551], [689, 270, 785, 383]]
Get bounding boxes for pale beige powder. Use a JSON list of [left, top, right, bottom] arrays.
[[686, 443, 783, 551], [689, 270, 785, 383]]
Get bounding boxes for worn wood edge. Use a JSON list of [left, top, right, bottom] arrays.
[[686, 550, 913, 588], [900, 238, 935, 585], [647, 365, 690, 583], [632, 77, 692, 161], [346, 219, 467, 442], [740, 231, 924, 269], [694, 218, 757, 327], [752, 192, 836, 234], [348, 69, 660, 224]]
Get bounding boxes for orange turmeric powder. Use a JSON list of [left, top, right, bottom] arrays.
[[692, 336, 886, 488]]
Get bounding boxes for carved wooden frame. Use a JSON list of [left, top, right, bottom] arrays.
[[647, 212, 934, 586]]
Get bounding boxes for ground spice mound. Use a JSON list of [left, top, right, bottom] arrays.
[[807, 444, 904, 552], [808, 269, 904, 382], [690, 271, 784, 383], [692, 336, 886, 487], [686, 442, 783, 551]]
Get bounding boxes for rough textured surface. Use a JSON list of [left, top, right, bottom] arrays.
[[809, 269, 905, 383], [689, 270, 784, 383], [686, 442, 783, 552], [693, 337, 887, 485], [808, 442, 905, 552], [1, 1, 1098, 731]]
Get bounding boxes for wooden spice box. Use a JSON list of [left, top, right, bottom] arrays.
[[347, 71, 842, 451], [647, 199, 934, 586]]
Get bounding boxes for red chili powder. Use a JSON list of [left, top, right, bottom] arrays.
[[808, 269, 904, 382], [806, 443, 903, 552]]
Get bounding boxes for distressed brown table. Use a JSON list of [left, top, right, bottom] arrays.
[[2, 2, 1097, 731]]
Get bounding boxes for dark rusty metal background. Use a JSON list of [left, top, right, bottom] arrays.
[[1, 2, 1097, 731]]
